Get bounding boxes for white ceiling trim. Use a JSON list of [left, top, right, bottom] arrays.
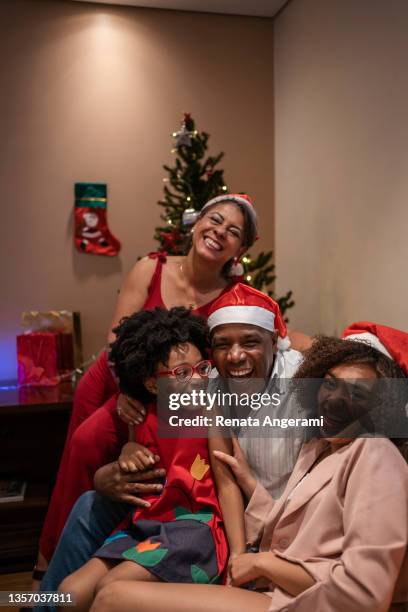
[[71, 0, 289, 18]]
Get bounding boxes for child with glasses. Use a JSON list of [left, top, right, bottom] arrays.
[[59, 307, 228, 610]]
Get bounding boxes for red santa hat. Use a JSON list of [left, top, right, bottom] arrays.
[[201, 193, 258, 238], [342, 321, 408, 375], [207, 283, 291, 350]]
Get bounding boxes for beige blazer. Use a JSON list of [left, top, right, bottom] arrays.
[[245, 437, 408, 612]]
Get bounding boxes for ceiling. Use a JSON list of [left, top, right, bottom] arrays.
[[71, 0, 289, 18]]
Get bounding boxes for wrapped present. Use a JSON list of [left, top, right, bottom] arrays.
[[17, 311, 83, 386]]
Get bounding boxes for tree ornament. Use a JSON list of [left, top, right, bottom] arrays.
[[160, 233, 176, 250], [182, 207, 199, 226], [173, 124, 192, 147], [159, 228, 182, 253], [229, 258, 244, 277]]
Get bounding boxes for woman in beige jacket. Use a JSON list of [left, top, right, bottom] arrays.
[[90, 332, 408, 612]]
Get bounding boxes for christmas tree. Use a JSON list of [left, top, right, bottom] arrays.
[[155, 113, 294, 320]]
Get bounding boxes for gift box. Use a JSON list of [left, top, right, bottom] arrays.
[[17, 311, 83, 386]]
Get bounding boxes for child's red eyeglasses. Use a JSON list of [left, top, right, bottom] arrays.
[[157, 360, 212, 383]]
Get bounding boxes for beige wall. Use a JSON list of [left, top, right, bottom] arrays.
[[274, 0, 408, 336], [0, 0, 274, 380]]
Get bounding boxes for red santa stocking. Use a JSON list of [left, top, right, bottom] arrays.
[[74, 183, 121, 256]]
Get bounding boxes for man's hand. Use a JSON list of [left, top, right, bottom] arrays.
[[212, 436, 257, 499], [118, 442, 158, 472], [116, 394, 146, 425], [94, 461, 165, 507]]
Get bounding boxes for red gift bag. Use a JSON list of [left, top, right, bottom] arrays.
[[17, 332, 59, 386], [17, 311, 83, 386]]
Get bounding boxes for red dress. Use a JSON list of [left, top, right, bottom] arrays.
[[95, 402, 229, 583], [39, 254, 234, 561]]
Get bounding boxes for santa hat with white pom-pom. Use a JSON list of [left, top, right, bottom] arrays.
[[207, 282, 291, 350], [342, 320, 408, 375]]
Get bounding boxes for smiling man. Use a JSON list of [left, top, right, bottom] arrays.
[[207, 283, 304, 499]]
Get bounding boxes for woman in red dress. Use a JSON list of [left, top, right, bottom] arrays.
[[35, 194, 260, 574]]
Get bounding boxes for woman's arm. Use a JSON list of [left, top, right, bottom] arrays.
[[209, 434, 246, 557], [230, 551, 315, 596], [108, 257, 156, 343], [257, 552, 315, 595], [287, 330, 313, 353]]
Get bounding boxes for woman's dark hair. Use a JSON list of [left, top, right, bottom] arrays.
[[109, 307, 209, 401], [294, 336, 407, 456], [184, 200, 257, 278]]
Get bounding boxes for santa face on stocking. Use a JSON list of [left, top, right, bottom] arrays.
[[80, 211, 104, 243], [74, 183, 121, 256], [83, 211, 99, 230]]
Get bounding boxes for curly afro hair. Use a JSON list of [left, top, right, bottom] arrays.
[[295, 336, 406, 381], [294, 336, 407, 457], [109, 307, 209, 401]]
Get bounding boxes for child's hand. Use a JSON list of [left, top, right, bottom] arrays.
[[118, 442, 159, 472]]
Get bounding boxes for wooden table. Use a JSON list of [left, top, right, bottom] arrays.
[[0, 382, 74, 572]]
